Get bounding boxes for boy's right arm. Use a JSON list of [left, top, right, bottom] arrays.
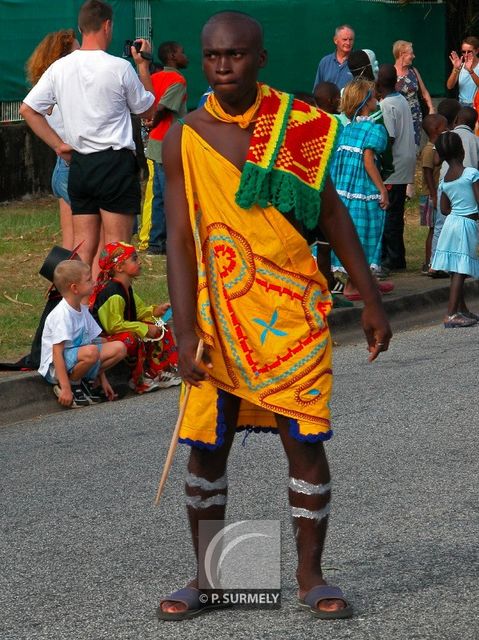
[[163, 122, 211, 385], [380, 101, 397, 142], [52, 342, 73, 406]]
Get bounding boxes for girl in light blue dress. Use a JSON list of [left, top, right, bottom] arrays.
[[432, 131, 479, 327]]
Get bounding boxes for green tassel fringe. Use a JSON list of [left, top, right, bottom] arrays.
[[236, 163, 322, 230]]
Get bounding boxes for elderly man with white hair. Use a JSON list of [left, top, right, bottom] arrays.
[[313, 25, 355, 90]]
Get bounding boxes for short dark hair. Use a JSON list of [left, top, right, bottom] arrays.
[[377, 63, 397, 91], [293, 91, 316, 106], [313, 80, 341, 113], [78, 0, 112, 34], [203, 11, 264, 45], [436, 98, 461, 127], [158, 41, 180, 65], [435, 130, 464, 164], [313, 81, 340, 108], [456, 106, 478, 130], [422, 113, 447, 136]]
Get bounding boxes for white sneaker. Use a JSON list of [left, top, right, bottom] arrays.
[[157, 369, 182, 388], [129, 375, 160, 394]]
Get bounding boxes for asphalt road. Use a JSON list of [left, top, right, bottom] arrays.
[[1, 323, 478, 640]]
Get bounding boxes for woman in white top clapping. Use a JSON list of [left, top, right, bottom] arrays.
[[447, 36, 479, 108]]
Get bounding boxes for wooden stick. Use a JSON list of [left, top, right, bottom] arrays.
[[3, 293, 33, 307], [154, 339, 204, 506]]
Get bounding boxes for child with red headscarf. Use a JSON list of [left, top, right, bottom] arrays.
[[90, 242, 180, 393]]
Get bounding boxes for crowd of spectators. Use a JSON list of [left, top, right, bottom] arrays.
[[18, 2, 479, 405]]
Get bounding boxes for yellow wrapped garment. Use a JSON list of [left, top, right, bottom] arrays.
[[178, 124, 334, 449]]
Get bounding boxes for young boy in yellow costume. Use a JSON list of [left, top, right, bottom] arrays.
[[157, 11, 392, 621]]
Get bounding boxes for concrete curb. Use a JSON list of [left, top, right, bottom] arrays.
[[329, 277, 479, 331], [2, 278, 479, 427], [0, 366, 132, 427]]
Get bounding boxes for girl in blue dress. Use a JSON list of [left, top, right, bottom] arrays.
[[331, 79, 392, 300], [432, 131, 479, 327]]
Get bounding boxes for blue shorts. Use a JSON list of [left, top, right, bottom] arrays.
[[51, 156, 71, 204], [44, 341, 101, 384]]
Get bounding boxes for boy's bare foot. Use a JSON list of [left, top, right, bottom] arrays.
[[159, 579, 197, 614], [298, 580, 353, 618], [298, 578, 347, 614]]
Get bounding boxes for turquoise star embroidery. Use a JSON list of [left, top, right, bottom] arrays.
[[253, 309, 288, 345]]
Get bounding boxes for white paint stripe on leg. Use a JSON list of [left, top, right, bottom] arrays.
[[289, 477, 331, 495], [185, 472, 228, 491], [291, 503, 331, 522], [185, 493, 227, 510]]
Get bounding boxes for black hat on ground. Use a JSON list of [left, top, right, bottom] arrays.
[[39, 245, 81, 282]]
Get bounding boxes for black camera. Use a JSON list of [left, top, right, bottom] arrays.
[[123, 39, 152, 61], [123, 39, 142, 57]]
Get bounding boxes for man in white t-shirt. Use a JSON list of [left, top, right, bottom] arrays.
[[377, 64, 416, 271], [20, 0, 155, 269]]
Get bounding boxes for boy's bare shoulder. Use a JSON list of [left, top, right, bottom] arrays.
[[183, 106, 209, 128], [164, 107, 208, 150]]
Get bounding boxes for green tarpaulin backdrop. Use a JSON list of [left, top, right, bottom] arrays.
[[0, 0, 133, 101], [0, 0, 446, 106]]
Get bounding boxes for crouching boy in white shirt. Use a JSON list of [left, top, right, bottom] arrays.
[[39, 260, 126, 407]]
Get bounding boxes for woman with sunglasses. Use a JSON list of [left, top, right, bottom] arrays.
[[447, 37, 479, 108]]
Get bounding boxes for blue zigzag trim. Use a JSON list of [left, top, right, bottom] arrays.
[[288, 418, 333, 443]]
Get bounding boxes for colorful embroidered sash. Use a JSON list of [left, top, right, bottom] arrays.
[[177, 125, 334, 447], [235, 84, 339, 229]]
